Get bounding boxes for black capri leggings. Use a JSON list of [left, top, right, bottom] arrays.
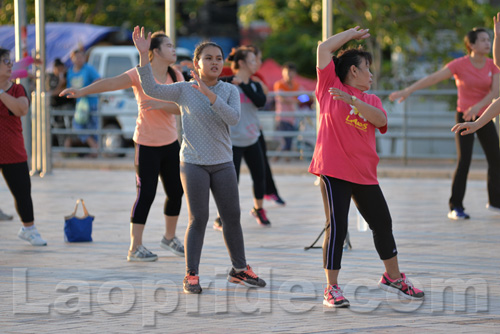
[[320, 175, 397, 270], [130, 141, 183, 225], [232, 141, 266, 200], [1, 161, 34, 223]]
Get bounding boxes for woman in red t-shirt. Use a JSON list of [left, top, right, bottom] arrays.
[[0, 48, 46, 246], [390, 27, 500, 220], [311, 27, 424, 308]]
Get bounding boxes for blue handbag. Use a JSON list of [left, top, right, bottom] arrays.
[[64, 199, 94, 242]]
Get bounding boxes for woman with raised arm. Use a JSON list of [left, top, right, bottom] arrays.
[[310, 27, 424, 308], [60, 32, 185, 262], [133, 26, 266, 294], [391, 24, 500, 220]]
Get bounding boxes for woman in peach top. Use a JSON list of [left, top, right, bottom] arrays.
[[61, 32, 185, 261]]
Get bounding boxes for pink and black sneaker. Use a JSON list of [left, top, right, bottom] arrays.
[[323, 284, 350, 308], [378, 272, 424, 299], [251, 207, 271, 227]]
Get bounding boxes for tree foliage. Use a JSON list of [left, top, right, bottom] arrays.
[[240, 0, 497, 88], [0, 0, 205, 35]]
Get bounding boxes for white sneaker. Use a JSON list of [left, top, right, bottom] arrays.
[[486, 203, 500, 214], [18, 226, 47, 246], [127, 245, 158, 262], [160, 236, 184, 257]]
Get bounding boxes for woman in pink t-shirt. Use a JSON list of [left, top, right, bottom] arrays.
[[60, 32, 185, 262], [311, 27, 424, 308], [390, 27, 500, 220]]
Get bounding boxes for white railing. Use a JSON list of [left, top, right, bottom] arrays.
[[49, 90, 495, 161]]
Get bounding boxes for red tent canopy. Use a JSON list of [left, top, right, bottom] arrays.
[[255, 59, 317, 92]]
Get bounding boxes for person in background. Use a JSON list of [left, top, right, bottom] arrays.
[[0, 48, 46, 246], [273, 62, 301, 161], [64, 49, 100, 153], [311, 27, 424, 307], [60, 32, 185, 262], [133, 26, 266, 294], [47, 58, 74, 110], [390, 25, 500, 220], [247, 45, 286, 206], [215, 46, 271, 230]]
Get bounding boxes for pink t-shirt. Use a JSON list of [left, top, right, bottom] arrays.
[[126, 67, 184, 146], [308, 60, 387, 185], [446, 56, 500, 116]]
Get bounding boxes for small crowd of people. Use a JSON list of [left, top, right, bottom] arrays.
[[3, 12, 500, 307]]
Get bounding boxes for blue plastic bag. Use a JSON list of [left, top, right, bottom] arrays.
[[64, 199, 94, 242]]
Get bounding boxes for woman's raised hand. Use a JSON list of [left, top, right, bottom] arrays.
[[348, 26, 370, 41], [59, 88, 80, 99], [132, 26, 151, 55], [389, 89, 410, 103]]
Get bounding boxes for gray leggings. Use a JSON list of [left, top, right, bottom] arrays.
[[180, 161, 247, 274]]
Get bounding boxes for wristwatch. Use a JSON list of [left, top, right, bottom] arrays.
[[0, 89, 4, 96], [351, 95, 357, 104]]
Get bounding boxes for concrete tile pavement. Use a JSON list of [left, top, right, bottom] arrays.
[[0, 163, 499, 333]]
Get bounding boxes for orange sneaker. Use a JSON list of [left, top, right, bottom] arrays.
[[227, 265, 266, 287]]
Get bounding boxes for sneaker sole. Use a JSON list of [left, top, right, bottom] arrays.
[[378, 282, 424, 300], [447, 214, 468, 220], [18, 235, 47, 246], [323, 299, 350, 308], [183, 287, 202, 294], [127, 256, 158, 262], [227, 277, 266, 288], [160, 242, 184, 257]]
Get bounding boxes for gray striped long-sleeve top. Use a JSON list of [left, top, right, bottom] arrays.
[[136, 64, 240, 165]]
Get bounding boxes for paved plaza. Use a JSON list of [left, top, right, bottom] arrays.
[[1, 159, 499, 333]]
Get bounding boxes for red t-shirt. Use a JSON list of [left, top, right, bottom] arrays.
[[308, 60, 387, 185], [447, 56, 500, 116], [0, 83, 29, 164]]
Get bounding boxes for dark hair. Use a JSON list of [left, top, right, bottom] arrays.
[[193, 41, 224, 63], [464, 28, 489, 54], [54, 58, 64, 67], [226, 46, 252, 71], [245, 45, 261, 56], [149, 31, 177, 83], [0, 48, 10, 59], [332, 46, 372, 83], [283, 62, 297, 72]]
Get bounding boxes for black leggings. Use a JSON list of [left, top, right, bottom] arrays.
[[233, 141, 266, 200], [450, 112, 500, 210], [320, 175, 397, 270], [1, 161, 34, 223], [130, 141, 183, 225], [258, 131, 280, 196]]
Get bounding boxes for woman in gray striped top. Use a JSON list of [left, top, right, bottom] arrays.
[[133, 26, 266, 294]]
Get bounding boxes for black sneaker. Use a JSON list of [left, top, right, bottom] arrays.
[[227, 265, 266, 287], [183, 272, 202, 294], [251, 208, 271, 227]]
